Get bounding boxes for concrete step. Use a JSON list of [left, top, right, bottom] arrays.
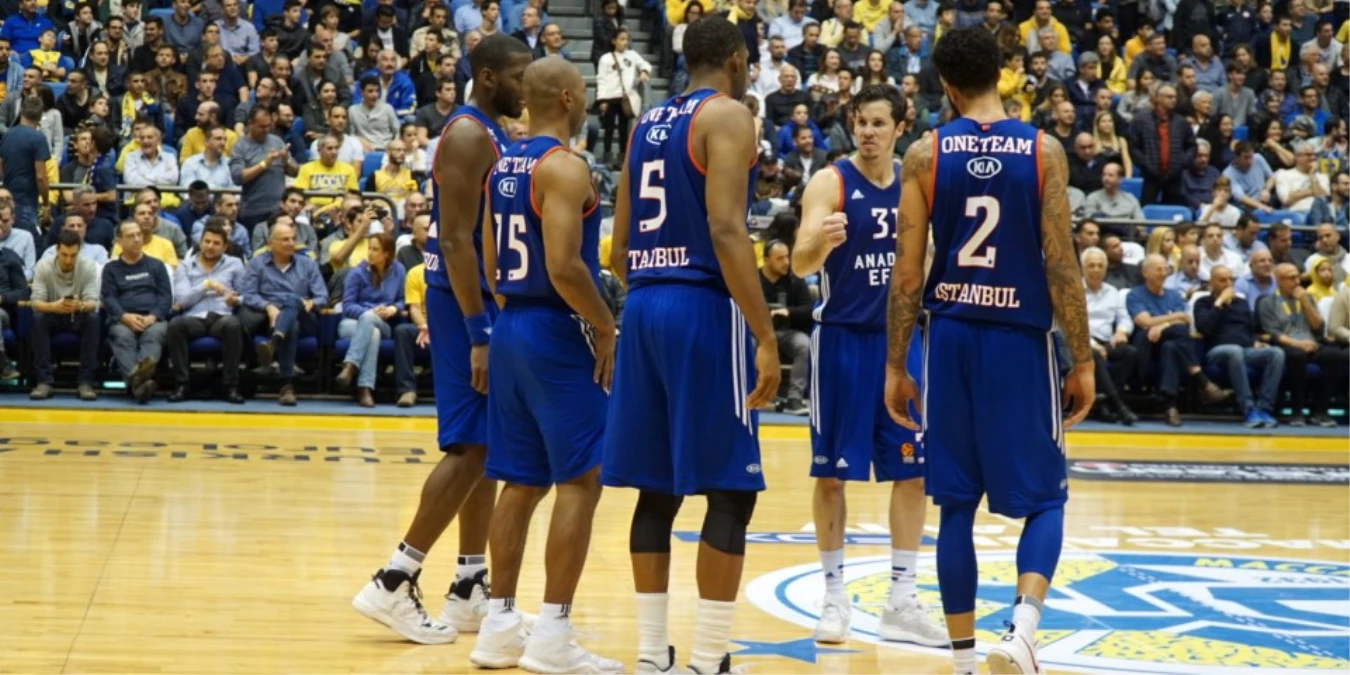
[[551, 15, 648, 36], [549, 0, 589, 11]]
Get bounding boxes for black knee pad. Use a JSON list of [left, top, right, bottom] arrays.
[[701, 490, 757, 555], [631, 490, 684, 554]]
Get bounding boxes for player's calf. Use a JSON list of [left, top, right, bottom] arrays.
[[689, 490, 757, 674], [630, 490, 685, 672]]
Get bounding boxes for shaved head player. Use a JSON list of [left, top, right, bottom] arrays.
[[352, 34, 532, 644], [884, 27, 1095, 675]]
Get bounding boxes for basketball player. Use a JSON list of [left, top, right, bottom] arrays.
[[601, 17, 781, 675], [884, 27, 1094, 675], [352, 34, 532, 643], [467, 57, 622, 673], [791, 84, 947, 648]]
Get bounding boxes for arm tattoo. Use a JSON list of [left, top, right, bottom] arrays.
[[1039, 137, 1093, 365], [886, 141, 932, 369]]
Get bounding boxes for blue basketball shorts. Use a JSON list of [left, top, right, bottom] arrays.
[[602, 284, 765, 495], [485, 304, 606, 487], [922, 315, 1068, 517], [425, 284, 496, 449], [809, 324, 925, 482]]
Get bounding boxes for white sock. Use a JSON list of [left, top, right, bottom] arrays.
[[690, 599, 735, 674], [1011, 595, 1043, 638], [482, 597, 519, 632], [636, 593, 670, 666], [889, 548, 918, 605], [534, 602, 572, 638], [820, 548, 845, 598], [456, 554, 487, 581], [387, 541, 425, 575], [952, 637, 976, 673]]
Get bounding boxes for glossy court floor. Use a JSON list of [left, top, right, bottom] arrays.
[[1, 408, 1347, 674]]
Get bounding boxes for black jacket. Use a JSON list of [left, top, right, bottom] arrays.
[[1194, 292, 1256, 349], [0, 247, 28, 306], [759, 269, 814, 333], [1129, 108, 1196, 182]]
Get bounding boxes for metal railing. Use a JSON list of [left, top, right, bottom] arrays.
[[48, 183, 401, 218]]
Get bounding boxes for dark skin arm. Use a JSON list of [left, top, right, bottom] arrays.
[[609, 151, 633, 287], [435, 118, 496, 394], [538, 151, 617, 390], [699, 97, 779, 409]]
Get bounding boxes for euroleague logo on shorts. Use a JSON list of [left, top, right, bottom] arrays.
[[646, 125, 671, 145], [498, 176, 518, 198], [746, 552, 1350, 674], [966, 156, 1003, 179]]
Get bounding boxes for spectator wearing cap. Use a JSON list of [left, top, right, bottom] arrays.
[[1067, 51, 1104, 122]]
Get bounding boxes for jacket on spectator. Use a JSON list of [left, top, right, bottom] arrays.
[[1129, 108, 1196, 184], [342, 259, 407, 319], [1194, 292, 1256, 349], [101, 254, 172, 323], [356, 69, 417, 119], [758, 267, 813, 333], [0, 247, 28, 305]]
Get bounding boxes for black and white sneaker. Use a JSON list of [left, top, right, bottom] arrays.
[[439, 568, 489, 633], [352, 568, 457, 644], [636, 646, 677, 673]]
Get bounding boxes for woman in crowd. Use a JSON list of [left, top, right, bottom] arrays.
[[805, 48, 843, 98], [668, 1, 703, 94], [1200, 113, 1236, 171], [303, 80, 340, 143], [1116, 68, 1155, 125], [1146, 225, 1179, 271], [857, 50, 895, 90], [1259, 118, 1296, 169], [1031, 82, 1069, 129], [595, 28, 651, 167], [1092, 110, 1134, 177], [337, 231, 406, 408], [592, 0, 624, 66], [1307, 255, 1343, 302], [1096, 35, 1128, 95]]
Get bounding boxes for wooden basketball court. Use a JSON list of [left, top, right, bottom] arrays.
[[1, 408, 1346, 674]]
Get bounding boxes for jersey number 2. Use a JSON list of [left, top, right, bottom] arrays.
[[957, 196, 999, 268], [493, 214, 529, 281]]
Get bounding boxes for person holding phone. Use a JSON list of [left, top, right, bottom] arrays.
[[29, 230, 103, 400]]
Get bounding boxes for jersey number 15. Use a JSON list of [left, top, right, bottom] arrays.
[[494, 213, 529, 281]]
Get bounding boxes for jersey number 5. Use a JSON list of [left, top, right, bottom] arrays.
[[493, 213, 529, 281], [638, 160, 666, 232], [957, 196, 999, 268]]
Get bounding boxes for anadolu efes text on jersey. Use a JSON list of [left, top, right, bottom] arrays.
[[924, 119, 1052, 332], [624, 88, 757, 292], [813, 159, 901, 330]]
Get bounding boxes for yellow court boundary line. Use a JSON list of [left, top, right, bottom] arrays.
[[2, 407, 1347, 452]]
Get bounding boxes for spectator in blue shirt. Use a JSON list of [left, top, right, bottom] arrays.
[[357, 48, 417, 119], [1307, 171, 1349, 229], [166, 219, 247, 404], [0, 0, 56, 55], [1284, 87, 1329, 137], [337, 231, 406, 407], [102, 220, 174, 403], [1222, 142, 1277, 212], [1127, 254, 1233, 426], [237, 219, 328, 406]]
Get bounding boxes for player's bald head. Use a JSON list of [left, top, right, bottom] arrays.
[[524, 56, 586, 133]]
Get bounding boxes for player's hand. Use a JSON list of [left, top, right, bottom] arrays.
[[470, 344, 489, 394], [1062, 361, 1096, 429], [822, 212, 848, 248], [747, 340, 781, 410], [592, 324, 616, 393], [884, 365, 921, 431]]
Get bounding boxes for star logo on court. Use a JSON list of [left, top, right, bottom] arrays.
[[729, 637, 861, 664]]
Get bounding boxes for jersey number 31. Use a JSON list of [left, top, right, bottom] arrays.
[[957, 196, 999, 268]]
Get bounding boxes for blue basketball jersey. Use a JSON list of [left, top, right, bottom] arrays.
[[625, 88, 757, 292], [813, 158, 900, 331], [487, 136, 603, 308], [924, 118, 1051, 332], [427, 105, 509, 292]]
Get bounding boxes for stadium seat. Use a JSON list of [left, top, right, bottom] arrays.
[[1256, 210, 1305, 225], [361, 152, 384, 181], [1143, 204, 1191, 222], [47, 82, 66, 99], [1120, 177, 1143, 200], [148, 7, 174, 22], [1233, 125, 1248, 141]]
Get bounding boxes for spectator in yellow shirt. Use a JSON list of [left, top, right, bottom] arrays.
[[1123, 22, 1154, 65], [328, 204, 376, 272], [851, 0, 888, 32], [177, 102, 239, 162], [369, 139, 419, 218], [295, 134, 360, 208], [1018, 0, 1070, 54], [819, 0, 852, 47], [112, 203, 180, 269]]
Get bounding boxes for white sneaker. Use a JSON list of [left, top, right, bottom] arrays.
[[518, 631, 625, 674], [877, 595, 948, 647], [469, 614, 527, 669], [440, 569, 489, 633], [636, 646, 676, 673], [987, 625, 1042, 674], [682, 654, 747, 674], [352, 568, 458, 645], [812, 595, 851, 643]]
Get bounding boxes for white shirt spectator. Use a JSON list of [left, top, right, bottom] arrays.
[[1198, 202, 1242, 227], [768, 14, 817, 49], [755, 57, 788, 100], [1199, 246, 1247, 281], [1274, 166, 1331, 213], [1085, 281, 1131, 343], [308, 135, 366, 166], [124, 148, 180, 190], [596, 49, 653, 117]]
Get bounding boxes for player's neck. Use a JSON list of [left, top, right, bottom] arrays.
[[955, 94, 1008, 124], [468, 94, 499, 120], [529, 120, 571, 145], [686, 71, 733, 97], [849, 154, 895, 186]]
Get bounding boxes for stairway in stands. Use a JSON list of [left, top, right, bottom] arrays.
[[546, 0, 670, 112]]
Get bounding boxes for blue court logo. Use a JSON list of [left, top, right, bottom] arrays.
[[746, 552, 1350, 674]]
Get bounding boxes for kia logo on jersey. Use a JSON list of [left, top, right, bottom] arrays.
[[966, 156, 1003, 179], [646, 125, 671, 144], [498, 176, 517, 197]]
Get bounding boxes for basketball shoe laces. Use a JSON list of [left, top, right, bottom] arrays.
[[389, 569, 435, 625]]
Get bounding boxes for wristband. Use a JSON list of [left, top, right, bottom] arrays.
[[464, 312, 491, 346]]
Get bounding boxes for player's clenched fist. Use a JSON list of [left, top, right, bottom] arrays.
[[822, 212, 848, 247]]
